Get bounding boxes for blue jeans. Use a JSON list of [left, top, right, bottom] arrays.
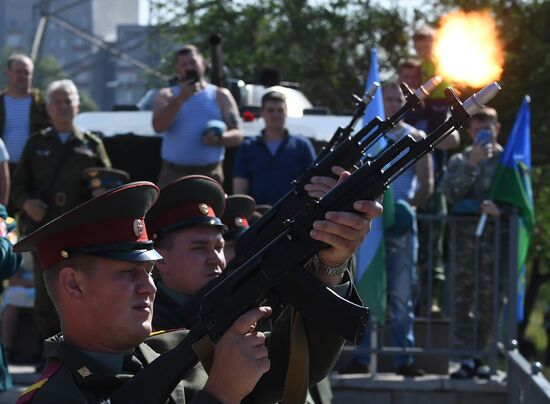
[[357, 223, 418, 367]]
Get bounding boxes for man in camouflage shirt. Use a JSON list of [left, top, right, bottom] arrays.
[[443, 107, 505, 379]]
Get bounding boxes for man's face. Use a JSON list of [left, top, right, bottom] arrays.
[[175, 52, 205, 81], [383, 87, 405, 117], [46, 89, 79, 128], [414, 38, 433, 60], [467, 119, 499, 144], [156, 226, 226, 295], [261, 100, 287, 131], [6, 58, 33, 94], [79, 258, 157, 350], [398, 67, 420, 89]]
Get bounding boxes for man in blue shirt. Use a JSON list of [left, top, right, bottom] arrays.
[[232, 91, 316, 205]]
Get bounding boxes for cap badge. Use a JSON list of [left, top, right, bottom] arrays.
[[78, 366, 92, 378], [235, 217, 244, 226], [91, 178, 102, 189], [61, 250, 69, 259], [133, 219, 144, 237], [199, 203, 209, 215]]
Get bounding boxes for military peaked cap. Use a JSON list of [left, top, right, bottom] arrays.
[[82, 167, 131, 191], [221, 195, 256, 241], [14, 182, 162, 269], [146, 175, 226, 241]]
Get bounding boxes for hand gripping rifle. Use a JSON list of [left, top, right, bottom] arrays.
[[109, 83, 501, 404]]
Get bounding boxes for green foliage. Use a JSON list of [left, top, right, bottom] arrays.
[[151, 0, 410, 113]]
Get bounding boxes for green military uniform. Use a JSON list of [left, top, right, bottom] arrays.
[[18, 283, 355, 403], [14, 181, 356, 403], [11, 127, 111, 223], [10, 127, 111, 341], [443, 144, 507, 353]]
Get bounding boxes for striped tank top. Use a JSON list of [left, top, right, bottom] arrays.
[[3, 95, 32, 163], [161, 84, 224, 165]]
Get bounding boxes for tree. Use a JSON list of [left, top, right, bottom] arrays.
[[150, 0, 410, 113]]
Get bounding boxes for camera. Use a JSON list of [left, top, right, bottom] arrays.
[[475, 129, 492, 145], [183, 70, 199, 84]]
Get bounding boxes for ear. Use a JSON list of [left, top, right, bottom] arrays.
[[59, 266, 85, 301]]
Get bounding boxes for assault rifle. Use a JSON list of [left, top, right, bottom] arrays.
[[110, 83, 501, 404], [233, 77, 441, 268], [316, 81, 380, 162], [178, 76, 442, 325]]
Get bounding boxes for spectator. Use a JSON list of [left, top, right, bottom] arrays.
[[398, 57, 458, 314], [152, 45, 243, 187], [233, 91, 316, 205], [10, 79, 111, 347], [14, 181, 380, 403], [443, 107, 503, 379], [1, 54, 50, 173], [341, 82, 433, 376], [0, 214, 23, 392]]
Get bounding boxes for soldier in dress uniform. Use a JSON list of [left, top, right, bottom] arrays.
[[221, 194, 256, 263], [10, 79, 111, 347], [14, 180, 382, 403]]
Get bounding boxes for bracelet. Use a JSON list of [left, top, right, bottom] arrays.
[[310, 254, 348, 276]]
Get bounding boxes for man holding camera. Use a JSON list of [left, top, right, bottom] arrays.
[[152, 45, 243, 187]]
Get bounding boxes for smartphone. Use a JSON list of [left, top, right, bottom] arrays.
[[184, 70, 199, 84], [475, 129, 492, 145]]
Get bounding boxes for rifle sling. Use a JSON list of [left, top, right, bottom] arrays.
[[282, 309, 309, 404]]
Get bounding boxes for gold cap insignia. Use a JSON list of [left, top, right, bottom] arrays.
[[61, 250, 69, 259], [78, 366, 92, 378], [199, 203, 209, 215], [133, 219, 143, 237], [235, 217, 244, 226], [90, 178, 102, 189]]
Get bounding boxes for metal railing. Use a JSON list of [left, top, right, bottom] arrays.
[[348, 211, 521, 375]]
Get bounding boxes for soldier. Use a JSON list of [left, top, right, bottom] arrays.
[[221, 194, 256, 263], [443, 107, 504, 379], [14, 181, 382, 403], [10, 79, 111, 346]]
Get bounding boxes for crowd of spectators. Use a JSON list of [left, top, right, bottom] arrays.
[[0, 28, 514, 401]]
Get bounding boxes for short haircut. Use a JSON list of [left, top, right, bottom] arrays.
[[398, 59, 421, 73], [7, 53, 32, 70], [413, 26, 435, 42], [46, 79, 80, 106], [261, 91, 287, 108], [176, 45, 201, 60], [469, 107, 499, 127], [43, 254, 96, 312]]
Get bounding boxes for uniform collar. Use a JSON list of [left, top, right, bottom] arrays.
[[44, 127, 84, 141]]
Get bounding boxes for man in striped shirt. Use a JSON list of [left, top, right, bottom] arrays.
[[1, 54, 50, 172], [152, 45, 243, 187]]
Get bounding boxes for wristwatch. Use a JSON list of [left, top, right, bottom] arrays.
[[310, 254, 349, 276]]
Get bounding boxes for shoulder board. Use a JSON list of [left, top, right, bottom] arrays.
[[149, 330, 167, 338], [37, 127, 54, 137], [16, 361, 63, 404], [82, 131, 103, 143]]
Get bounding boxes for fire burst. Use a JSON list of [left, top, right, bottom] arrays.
[[433, 10, 504, 88]]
